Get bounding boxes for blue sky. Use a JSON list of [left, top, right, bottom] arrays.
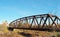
[[0, 0, 60, 23]]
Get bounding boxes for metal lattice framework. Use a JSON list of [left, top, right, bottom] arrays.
[[8, 14, 60, 31]]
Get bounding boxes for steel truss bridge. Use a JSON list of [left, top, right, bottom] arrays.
[[8, 14, 60, 31]]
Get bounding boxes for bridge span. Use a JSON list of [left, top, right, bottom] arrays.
[[8, 14, 60, 31]]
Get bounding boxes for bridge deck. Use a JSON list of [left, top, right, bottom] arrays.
[[8, 27, 60, 32]]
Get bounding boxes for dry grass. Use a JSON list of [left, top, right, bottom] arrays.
[[0, 22, 60, 37], [19, 30, 57, 37], [0, 31, 23, 37]]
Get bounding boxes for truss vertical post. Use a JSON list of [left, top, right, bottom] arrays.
[[25, 17, 28, 24], [57, 19, 58, 24], [42, 16, 48, 28], [40, 17, 43, 28], [35, 18, 39, 28], [30, 17, 34, 28], [48, 17, 50, 26]]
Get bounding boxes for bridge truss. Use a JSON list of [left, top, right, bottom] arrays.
[[8, 14, 60, 31]]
